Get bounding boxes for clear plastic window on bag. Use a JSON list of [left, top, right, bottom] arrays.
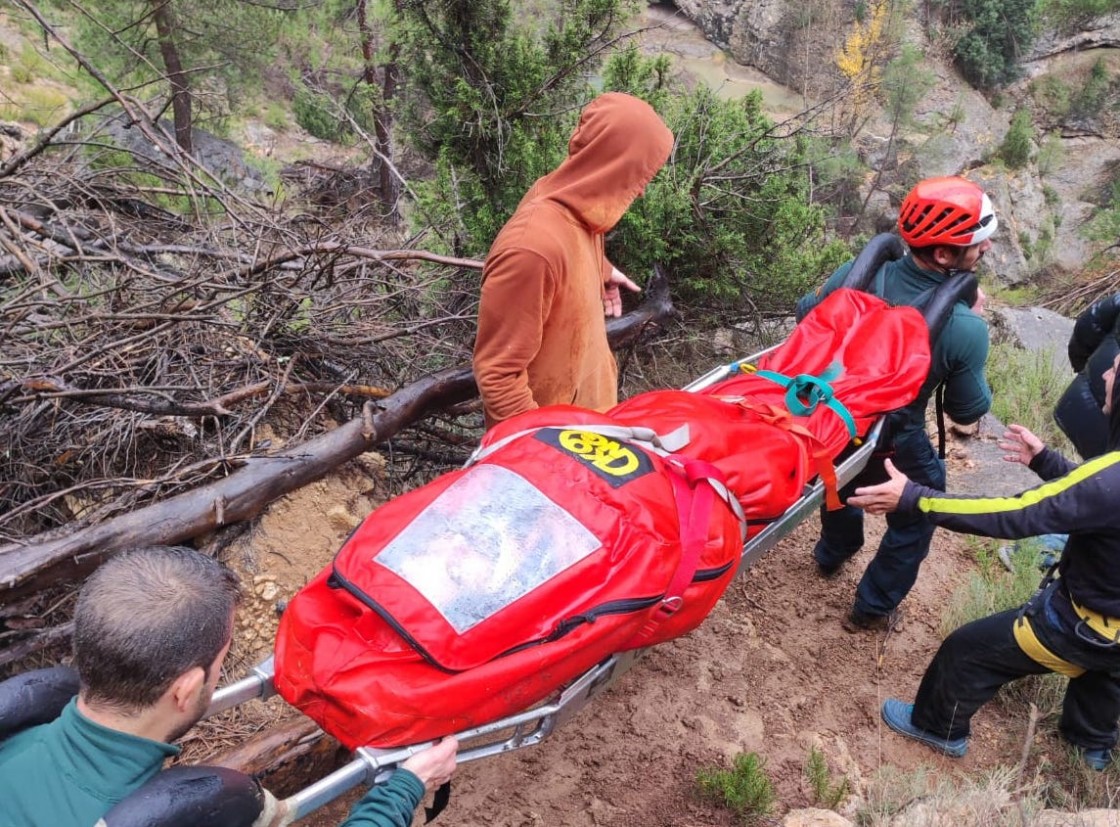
[[376, 464, 601, 634]]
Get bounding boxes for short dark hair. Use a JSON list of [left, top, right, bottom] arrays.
[[73, 545, 242, 710]]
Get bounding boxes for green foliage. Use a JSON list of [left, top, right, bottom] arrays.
[[805, 747, 851, 809], [985, 280, 1043, 306], [1, 86, 70, 126], [242, 154, 285, 203], [986, 342, 1076, 453], [1038, 133, 1064, 177], [11, 45, 43, 84], [1020, 223, 1056, 264], [263, 102, 289, 132], [1040, 0, 1120, 33], [68, 1, 284, 128], [882, 43, 933, 126], [1083, 172, 1120, 247], [1031, 74, 1071, 121], [293, 87, 347, 142], [806, 137, 866, 215], [393, 0, 624, 249], [385, 0, 846, 311], [601, 45, 672, 110], [697, 752, 776, 824], [396, 1, 846, 313], [998, 107, 1034, 169], [1070, 57, 1113, 120], [950, 0, 1038, 89], [941, 536, 1045, 635], [610, 85, 850, 314]]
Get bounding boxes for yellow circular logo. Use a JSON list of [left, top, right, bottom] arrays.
[[557, 430, 640, 476]]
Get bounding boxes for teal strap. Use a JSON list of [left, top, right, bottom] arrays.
[[746, 364, 857, 438]]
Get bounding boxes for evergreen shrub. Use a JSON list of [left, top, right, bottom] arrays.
[[998, 108, 1034, 169]]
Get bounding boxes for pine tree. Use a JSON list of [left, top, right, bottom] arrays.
[[70, 0, 285, 151]]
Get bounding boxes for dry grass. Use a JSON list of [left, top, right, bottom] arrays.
[[858, 764, 1043, 825]]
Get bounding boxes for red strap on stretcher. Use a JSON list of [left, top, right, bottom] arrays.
[[624, 457, 721, 649], [731, 400, 845, 511]]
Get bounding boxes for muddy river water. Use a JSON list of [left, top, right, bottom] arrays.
[[634, 2, 809, 116]]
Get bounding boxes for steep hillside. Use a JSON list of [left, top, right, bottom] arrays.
[[666, 0, 1120, 287]]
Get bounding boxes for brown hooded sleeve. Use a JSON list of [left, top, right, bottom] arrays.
[[473, 245, 556, 424]]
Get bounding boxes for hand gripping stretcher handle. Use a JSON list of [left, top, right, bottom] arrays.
[[205, 650, 642, 821]]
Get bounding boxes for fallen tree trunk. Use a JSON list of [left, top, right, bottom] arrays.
[[208, 717, 345, 799], [0, 266, 673, 603]]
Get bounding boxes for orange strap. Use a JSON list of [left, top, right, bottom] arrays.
[[727, 400, 844, 511]]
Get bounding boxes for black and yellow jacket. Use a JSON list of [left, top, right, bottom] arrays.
[[899, 446, 1120, 618]]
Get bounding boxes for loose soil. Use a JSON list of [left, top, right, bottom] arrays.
[[197, 419, 1077, 826]]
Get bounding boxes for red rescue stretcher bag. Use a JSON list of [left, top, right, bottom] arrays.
[[274, 289, 930, 749]]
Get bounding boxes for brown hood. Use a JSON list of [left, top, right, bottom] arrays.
[[529, 92, 673, 234]]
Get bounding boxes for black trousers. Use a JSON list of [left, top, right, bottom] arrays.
[[814, 426, 946, 615], [911, 582, 1120, 750]]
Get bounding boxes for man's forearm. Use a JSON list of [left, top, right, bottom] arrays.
[[340, 771, 425, 827]]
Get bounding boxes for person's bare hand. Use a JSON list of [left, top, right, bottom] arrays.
[[846, 459, 910, 515], [400, 737, 459, 792], [603, 268, 640, 317], [999, 423, 1044, 466], [971, 285, 986, 315]]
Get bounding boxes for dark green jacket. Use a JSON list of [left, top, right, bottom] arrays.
[[0, 698, 425, 827], [796, 254, 992, 434], [0, 698, 177, 827]]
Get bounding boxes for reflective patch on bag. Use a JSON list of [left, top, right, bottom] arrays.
[[534, 428, 653, 487], [376, 464, 601, 634]]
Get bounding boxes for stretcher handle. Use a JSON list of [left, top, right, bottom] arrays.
[[206, 655, 276, 717], [682, 345, 780, 393], [283, 650, 641, 821]]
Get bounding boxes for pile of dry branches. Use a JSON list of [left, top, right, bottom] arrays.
[[0, 125, 485, 546], [0, 107, 676, 675]]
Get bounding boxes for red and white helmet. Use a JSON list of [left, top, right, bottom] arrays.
[[898, 176, 997, 248]]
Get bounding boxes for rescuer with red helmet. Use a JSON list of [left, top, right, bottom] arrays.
[[795, 176, 998, 632], [898, 175, 998, 274]]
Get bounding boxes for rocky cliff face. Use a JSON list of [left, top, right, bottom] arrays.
[[672, 0, 845, 99], [664, 0, 1120, 285]]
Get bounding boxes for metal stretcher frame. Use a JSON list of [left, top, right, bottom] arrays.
[[206, 352, 884, 821]]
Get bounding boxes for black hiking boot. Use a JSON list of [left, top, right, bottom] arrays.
[[841, 606, 902, 633]]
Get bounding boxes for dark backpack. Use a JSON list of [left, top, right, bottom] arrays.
[[1054, 293, 1120, 459], [828, 233, 979, 458], [0, 667, 265, 827]]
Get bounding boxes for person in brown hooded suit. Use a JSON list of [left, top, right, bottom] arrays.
[[472, 92, 674, 429]]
